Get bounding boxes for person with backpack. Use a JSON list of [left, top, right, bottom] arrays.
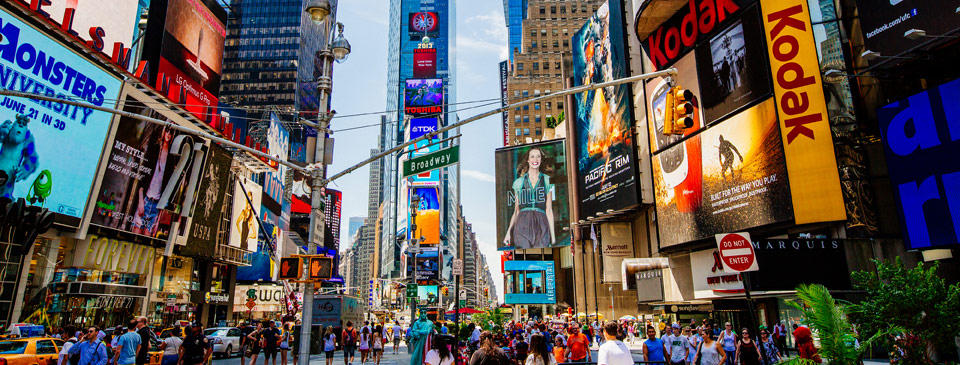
[[511, 333, 529, 365], [68, 326, 109, 365], [341, 321, 358, 365], [468, 331, 510, 365], [158, 326, 182, 365], [59, 326, 78, 365]]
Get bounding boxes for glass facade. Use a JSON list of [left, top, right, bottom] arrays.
[[505, 0, 527, 62]]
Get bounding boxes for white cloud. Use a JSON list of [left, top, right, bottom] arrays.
[[458, 10, 509, 60], [462, 169, 495, 183]]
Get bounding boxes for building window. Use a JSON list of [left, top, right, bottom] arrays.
[[535, 115, 542, 124], [572, 5, 577, 13], [560, 6, 566, 14], [552, 29, 558, 36], [523, 128, 530, 136], [518, 63, 524, 71], [522, 90, 529, 97], [536, 128, 542, 135], [531, 41, 537, 49], [523, 116, 530, 123], [555, 62, 561, 69], [515, 115, 521, 124], [558, 102, 564, 110], [563, 40, 569, 48], [543, 62, 550, 70], [550, 6, 556, 14], [553, 40, 559, 48], [523, 105, 529, 110], [534, 102, 541, 110], [546, 102, 552, 109], [541, 29, 547, 36], [533, 62, 539, 70], [534, 89, 541, 96], [539, 7, 545, 15], [515, 128, 522, 136], [531, 30, 537, 37]]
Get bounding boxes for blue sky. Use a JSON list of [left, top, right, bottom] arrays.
[[328, 0, 507, 297]]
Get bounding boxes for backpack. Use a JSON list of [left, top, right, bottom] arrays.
[[515, 340, 529, 355], [344, 329, 356, 344]]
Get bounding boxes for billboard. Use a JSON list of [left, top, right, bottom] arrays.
[[263, 113, 289, 205], [636, 0, 755, 70], [408, 12, 439, 39], [407, 246, 440, 282], [855, 0, 957, 58], [91, 94, 205, 239], [694, 7, 771, 124], [217, 102, 248, 143], [291, 169, 310, 214], [761, 0, 845, 224], [572, 2, 639, 220], [183, 144, 232, 256], [404, 79, 443, 116], [601, 223, 633, 282], [877, 77, 960, 250], [504, 261, 556, 304], [653, 99, 793, 247], [230, 177, 262, 252], [323, 188, 342, 252], [500, 60, 510, 146], [495, 140, 571, 250], [143, 0, 227, 124], [413, 48, 437, 78], [417, 285, 439, 306], [407, 118, 441, 186], [410, 187, 440, 245], [0, 9, 123, 225]]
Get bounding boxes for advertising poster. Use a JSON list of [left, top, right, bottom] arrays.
[[413, 48, 437, 78], [646, 52, 704, 153], [397, 175, 409, 239], [417, 285, 439, 306], [877, 78, 960, 250], [42, 0, 140, 53], [229, 177, 262, 252], [410, 187, 440, 245], [263, 113, 289, 205], [408, 246, 440, 282], [504, 261, 556, 304], [407, 118, 441, 186], [495, 140, 571, 250], [183, 144, 232, 256], [408, 12, 439, 40], [92, 95, 202, 239], [236, 222, 276, 282], [600, 222, 633, 282], [572, 2, 639, 220], [290, 169, 310, 214], [855, 0, 957, 58], [690, 249, 745, 299], [0, 9, 123, 224], [654, 99, 792, 247], [323, 189, 342, 252], [636, 0, 755, 70], [761, 0, 845, 224], [217, 102, 248, 143], [145, 0, 227, 124], [694, 7, 771, 124], [500, 60, 510, 146], [404, 79, 443, 116]]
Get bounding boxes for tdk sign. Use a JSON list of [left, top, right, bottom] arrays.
[[878, 78, 960, 250], [409, 118, 438, 139]]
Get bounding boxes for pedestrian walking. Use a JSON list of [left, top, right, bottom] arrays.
[[718, 323, 737, 365], [664, 324, 688, 365], [468, 331, 510, 365], [135, 317, 153, 365], [524, 334, 555, 365], [158, 327, 182, 365], [772, 321, 788, 357], [323, 327, 338, 365], [279, 323, 293, 365], [511, 333, 529, 365], [686, 326, 701, 365], [425, 335, 454, 365], [693, 328, 726, 365], [179, 324, 213, 365], [59, 326, 77, 365], [564, 326, 590, 363], [113, 321, 141, 365], [735, 328, 762, 365], [758, 328, 781, 365], [246, 323, 263, 365], [551, 338, 564, 365], [260, 321, 281, 365], [68, 326, 109, 365], [597, 323, 632, 365], [341, 321, 359, 365], [358, 327, 371, 364], [371, 326, 383, 365], [641, 327, 665, 363]]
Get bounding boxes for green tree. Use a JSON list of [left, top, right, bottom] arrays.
[[472, 308, 506, 331], [850, 258, 960, 363], [545, 111, 564, 129]]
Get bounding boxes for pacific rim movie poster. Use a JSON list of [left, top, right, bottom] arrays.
[[572, 1, 639, 220], [654, 98, 793, 247], [495, 140, 571, 251]]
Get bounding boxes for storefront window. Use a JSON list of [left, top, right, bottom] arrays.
[[150, 256, 199, 326], [778, 296, 804, 348], [525, 271, 543, 293]]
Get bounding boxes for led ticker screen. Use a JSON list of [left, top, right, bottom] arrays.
[[405, 79, 444, 116]]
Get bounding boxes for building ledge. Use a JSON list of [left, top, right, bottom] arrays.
[[634, 0, 689, 41]]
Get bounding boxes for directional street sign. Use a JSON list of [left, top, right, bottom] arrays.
[[403, 145, 459, 177], [406, 284, 418, 298]]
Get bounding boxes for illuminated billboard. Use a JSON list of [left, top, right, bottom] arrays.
[[143, 0, 227, 124], [407, 118, 441, 186], [408, 12, 439, 40], [504, 261, 556, 304], [495, 140, 571, 250], [409, 187, 440, 245], [413, 48, 437, 78], [264, 113, 289, 205], [404, 79, 443, 116], [0, 8, 123, 226]]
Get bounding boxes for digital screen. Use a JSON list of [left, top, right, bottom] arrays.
[[413, 48, 437, 78], [409, 187, 440, 245], [417, 285, 439, 305], [0, 9, 123, 225], [495, 140, 571, 250], [856, 0, 956, 58], [408, 12, 439, 39], [404, 79, 443, 116], [264, 113, 289, 205], [504, 261, 555, 304]]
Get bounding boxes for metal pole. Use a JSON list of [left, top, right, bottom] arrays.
[[454, 140, 462, 365]]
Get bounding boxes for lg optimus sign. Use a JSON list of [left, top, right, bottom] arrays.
[[715, 232, 758, 273], [638, 0, 754, 70]]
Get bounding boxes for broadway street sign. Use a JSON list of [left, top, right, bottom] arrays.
[[403, 145, 459, 177]]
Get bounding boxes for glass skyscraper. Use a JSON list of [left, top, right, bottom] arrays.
[[504, 0, 527, 62]]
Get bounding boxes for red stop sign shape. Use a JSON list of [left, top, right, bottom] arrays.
[[717, 233, 757, 272]]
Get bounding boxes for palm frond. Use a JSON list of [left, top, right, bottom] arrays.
[[788, 284, 861, 364]]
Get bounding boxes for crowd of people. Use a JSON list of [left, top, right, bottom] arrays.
[[52, 317, 214, 365]]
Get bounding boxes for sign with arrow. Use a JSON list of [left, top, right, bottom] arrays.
[[403, 145, 459, 177]]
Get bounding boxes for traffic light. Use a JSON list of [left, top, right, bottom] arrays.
[[663, 86, 695, 135], [484, 288, 488, 297], [278, 257, 302, 280], [308, 256, 334, 280], [441, 286, 449, 296]]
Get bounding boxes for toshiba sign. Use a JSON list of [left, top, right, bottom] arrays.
[[638, 0, 755, 70]]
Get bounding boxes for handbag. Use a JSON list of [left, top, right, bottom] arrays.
[[695, 342, 704, 365]]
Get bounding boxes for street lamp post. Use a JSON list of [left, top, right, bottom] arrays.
[[299, 3, 351, 363]]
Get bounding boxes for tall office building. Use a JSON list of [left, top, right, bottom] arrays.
[[381, 0, 459, 298], [503, 0, 600, 145]]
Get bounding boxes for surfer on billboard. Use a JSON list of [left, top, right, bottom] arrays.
[[502, 147, 556, 249]]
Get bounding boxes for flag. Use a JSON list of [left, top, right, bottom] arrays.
[[590, 224, 598, 252]]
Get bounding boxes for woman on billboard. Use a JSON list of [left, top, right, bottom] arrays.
[[502, 147, 556, 249]]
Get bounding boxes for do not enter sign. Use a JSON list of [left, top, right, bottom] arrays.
[[715, 232, 758, 273]]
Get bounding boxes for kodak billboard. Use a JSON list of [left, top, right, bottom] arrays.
[[760, 0, 845, 224]]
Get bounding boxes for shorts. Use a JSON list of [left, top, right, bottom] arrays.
[[344, 345, 356, 358], [571, 357, 586, 363], [517, 354, 528, 363], [393, 337, 401, 345], [325, 351, 335, 359], [248, 346, 261, 356], [671, 361, 686, 365], [263, 347, 278, 358], [373, 348, 382, 353]]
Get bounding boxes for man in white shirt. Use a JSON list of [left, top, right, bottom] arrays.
[[664, 324, 688, 365], [598, 322, 633, 365]]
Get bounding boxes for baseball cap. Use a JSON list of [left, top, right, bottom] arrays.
[[672, 323, 680, 329]]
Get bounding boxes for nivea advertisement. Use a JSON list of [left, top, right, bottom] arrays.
[[0, 9, 123, 224]]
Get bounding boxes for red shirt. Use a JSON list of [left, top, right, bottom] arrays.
[[567, 333, 589, 360]]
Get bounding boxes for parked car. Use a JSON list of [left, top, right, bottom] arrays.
[[0, 337, 63, 365], [203, 327, 242, 358]]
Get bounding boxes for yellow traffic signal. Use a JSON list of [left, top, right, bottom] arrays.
[[663, 86, 694, 135], [441, 287, 449, 296]]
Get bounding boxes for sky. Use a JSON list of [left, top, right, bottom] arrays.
[[327, 0, 508, 298]]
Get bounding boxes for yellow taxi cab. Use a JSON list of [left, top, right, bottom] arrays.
[[0, 337, 64, 365], [105, 338, 163, 365]]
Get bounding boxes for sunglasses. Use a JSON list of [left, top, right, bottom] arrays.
[[88, 330, 97, 333]]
